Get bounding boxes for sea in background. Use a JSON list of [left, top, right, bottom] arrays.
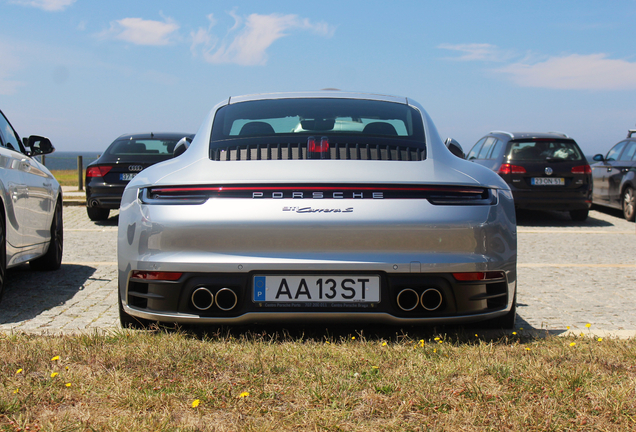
[[40, 151, 102, 170]]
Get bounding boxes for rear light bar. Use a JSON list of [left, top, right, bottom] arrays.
[[453, 271, 505, 282], [138, 184, 498, 206], [498, 163, 526, 175], [130, 271, 183, 281], [86, 165, 113, 178], [571, 165, 592, 174]]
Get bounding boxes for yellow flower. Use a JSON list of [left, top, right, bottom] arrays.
[[434, 337, 440, 341], [438, 340, 443, 344], [597, 337, 603, 342], [382, 342, 387, 347], [474, 334, 478, 337], [512, 332, 517, 335], [13, 388, 19, 394], [351, 336, 355, 340], [371, 366, 379, 369], [239, 392, 250, 398], [580, 332, 585, 337], [51, 372, 59, 378], [191, 399, 200, 408], [585, 323, 591, 328], [65, 366, 69, 370], [566, 326, 570, 330], [433, 349, 437, 353], [570, 342, 576, 347], [525, 347, 531, 351], [15, 368, 23, 375], [520, 327, 524, 331], [65, 383, 72, 387], [51, 356, 60, 361]]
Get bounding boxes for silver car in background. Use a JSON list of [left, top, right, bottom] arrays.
[[0, 109, 63, 302], [117, 92, 517, 329]]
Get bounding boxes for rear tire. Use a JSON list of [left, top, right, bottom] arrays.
[[119, 293, 153, 329], [622, 187, 635, 222], [569, 209, 589, 221], [87, 206, 110, 221], [30, 199, 63, 271], [0, 210, 6, 303], [481, 293, 517, 330]]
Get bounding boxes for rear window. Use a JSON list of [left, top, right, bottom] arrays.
[[506, 139, 584, 162], [106, 138, 181, 156], [210, 98, 425, 143]]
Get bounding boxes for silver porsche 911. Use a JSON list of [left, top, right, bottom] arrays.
[[117, 92, 517, 329]]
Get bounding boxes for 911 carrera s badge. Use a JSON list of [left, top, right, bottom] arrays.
[[283, 207, 353, 213]]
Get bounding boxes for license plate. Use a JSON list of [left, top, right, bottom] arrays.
[[253, 275, 380, 303], [120, 173, 137, 181], [531, 177, 564, 186]]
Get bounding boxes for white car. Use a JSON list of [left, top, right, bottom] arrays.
[[117, 92, 517, 329], [0, 109, 63, 302]]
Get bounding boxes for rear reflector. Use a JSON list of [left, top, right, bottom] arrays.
[[86, 166, 113, 178], [131, 271, 183, 281], [571, 165, 592, 174], [453, 271, 505, 282], [498, 163, 526, 175]]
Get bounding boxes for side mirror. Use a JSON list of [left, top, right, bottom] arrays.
[[27, 135, 54, 156], [173, 136, 192, 157], [444, 137, 465, 159], [592, 154, 604, 162]]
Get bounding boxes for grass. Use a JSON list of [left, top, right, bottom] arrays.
[[50, 170, 81, 187], [1, 328, 635, 431]]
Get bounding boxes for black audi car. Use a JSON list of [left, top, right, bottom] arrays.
[[466, 131, 592, 221], [85, 132, 194, 221]]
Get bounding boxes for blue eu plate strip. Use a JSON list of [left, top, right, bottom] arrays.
[[254, 276, 266, 301]]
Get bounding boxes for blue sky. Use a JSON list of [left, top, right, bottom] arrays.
[[2, 0, 636, 155]]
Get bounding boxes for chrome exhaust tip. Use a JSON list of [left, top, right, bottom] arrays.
[[89, 199, 99, 207], [191, 287, 214, 311], [215, 288, 238, 311], [421, 288, 443, 311], [396, 288, 419, 311]]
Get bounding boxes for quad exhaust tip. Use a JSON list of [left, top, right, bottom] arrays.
[[421, 288, 443, 311], [396, 289, 419, 311], [215, 288, 238, 311], [191, 287, 214, 311], [397, 288, 443, 312]]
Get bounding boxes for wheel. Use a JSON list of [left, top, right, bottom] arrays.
[[87, 206, 110, 221], [30, 199, 63, 271], [569, 209, 589, 221], [481, 293, 517, 329], [119, 292, 153, 329], [0, 210, 6, 303], [622, 187, 635, 222]]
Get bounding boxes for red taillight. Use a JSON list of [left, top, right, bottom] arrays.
[[131, 271, 183, 281], [571, 165, 592, 174], [498, 163, 526, 175], [453, 271, 505, 282], [307, 136, 329, 153], [86, 165, 112, 178]]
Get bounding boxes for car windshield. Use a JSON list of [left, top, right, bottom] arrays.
[[506, 140, 584, 161], [105, 138, 180, 156], [210, 98, 425, 142]]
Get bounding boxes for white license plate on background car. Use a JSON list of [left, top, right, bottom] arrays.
[[531, 177, 564, 186], [253, 275, 380, 303], [120, 173, 137, 181]]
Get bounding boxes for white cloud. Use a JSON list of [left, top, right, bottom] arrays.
[[190, 12, 334, 66], [8, 0, 75, 11], [101, 17, 180, 46], [438, 43, 512, 62], [496, 53, 636, 90]]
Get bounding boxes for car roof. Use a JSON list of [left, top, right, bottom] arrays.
[[228, 91, 409, 105], [488, 131, 573, 141], [116, 132, 195, 140]]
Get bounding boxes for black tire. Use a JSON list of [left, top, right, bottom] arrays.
[[118, 293, 153, 329], [30, 199, 63, 271], [0, 210, 6, 303], [622, 187, 635, 222], [481, 293, 517, 330], [569, 209, 589, 221], [87, 206, 110, 221]]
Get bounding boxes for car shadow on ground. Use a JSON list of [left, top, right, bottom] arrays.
[[0, 264, 97, 326], [92, 214, 119, 227], [516, 209, 614, 227]]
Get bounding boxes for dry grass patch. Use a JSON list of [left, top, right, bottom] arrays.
[[50, 170, 80, 187], [0, 329, 635, 431]]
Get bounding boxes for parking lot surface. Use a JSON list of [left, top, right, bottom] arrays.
[[0, 206, 634, 337]]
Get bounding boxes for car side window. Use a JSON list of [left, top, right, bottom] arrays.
[[488, 139, 503, 159], [466, 138, 486, 160], [606, 141, 627, 161], [477, 137, 496, 159], [0, 111, 22, 152], [618, 141, 636, 161]]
